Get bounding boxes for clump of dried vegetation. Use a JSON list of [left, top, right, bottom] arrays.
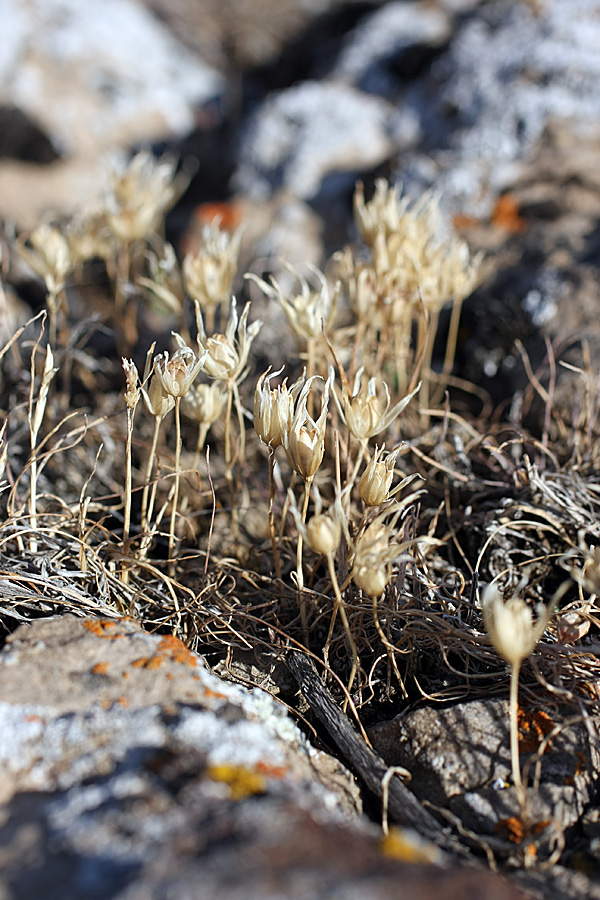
[[1, 152, 599, 866]]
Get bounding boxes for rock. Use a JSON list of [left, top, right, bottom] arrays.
[[142, 0, 368, 69], [368, 698, 597, 851], [0, 614, 527, 899], [0, 106, 60, 163], [233, 80, 418, 202], [0, 0, 223, 226], [398, 0, 600, 216], [333, 1, 451, 93], [0, 615, 358, 807], [0, 0, 222, 156]]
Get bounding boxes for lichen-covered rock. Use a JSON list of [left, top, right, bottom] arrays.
[[368, 697, 598, 848], [0, 615, 528, 899], [0, 0, 223, 226], [234, 81, 418, 202]]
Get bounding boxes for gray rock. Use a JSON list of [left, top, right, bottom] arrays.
[[400, 0, 600, 215], [0, 0, 222, 155], [234, 80, 419, 201], [368, 697, 597, 839], [0, 0, 223, 226], [0, 615, 526, 900], [333, 1, 451, 92]]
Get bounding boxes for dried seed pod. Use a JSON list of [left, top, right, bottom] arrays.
[[482, 584, 554, 668], [246, 262, 339, 341], [283, 370, 333, 481], [183, 222, 242, 311]]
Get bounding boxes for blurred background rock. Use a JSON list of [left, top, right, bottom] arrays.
[[3, 0, 600, 392]]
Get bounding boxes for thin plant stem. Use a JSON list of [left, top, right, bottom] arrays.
[[27, 333, 55, 554], [325, 554, 358, 710], [348, 437, 368, 494], [509, 660, 528, 818], [278, 470, 297, 539], [223, 381, 238, 536], [441, 297, 463, 383], [296, 478, 311, 592], [122, 405, 135, 584], [224, 382, 234, 471], [168, 397, 182, 577], [306, 336, 316, 419], [195, 422, 210, 459], [47, 290, 58, 348], [233, 381, 246, 464], [140, 415, 162, 551], [296, 477, 312, 636], [268, 449, 282, 582], [419, 307, 439, 420]]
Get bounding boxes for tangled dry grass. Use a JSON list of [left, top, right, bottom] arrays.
[[1, 152, 599, 866]]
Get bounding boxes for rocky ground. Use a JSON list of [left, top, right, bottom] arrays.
[[1, 1, 600, 898]]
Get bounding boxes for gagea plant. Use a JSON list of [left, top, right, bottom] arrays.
[[2, 154, 599, 870]]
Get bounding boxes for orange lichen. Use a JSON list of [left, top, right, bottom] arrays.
[[206, 764, 267, 800], [495, 816, 525, 843], [130, 634, 197, 671], [452, 213, 480, 231], [194, 201, 242, 231], [495, 817, 551, 844], [83, 618, 124, 639], [254, 761, 288, 779], [518, 707, 555, 753], [157, 635, 197, 667], [101, 696, 129, 709], [132, 655, 164, 670], [381, 828, 440, 864], [491, 194, 526, 232], [203, 687, 228, 701], [91, 662, 109, 675]]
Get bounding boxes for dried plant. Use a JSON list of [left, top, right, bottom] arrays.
[[183, 222, 243, 331], [2, 165, 597, 874], [122, 357, 140, 584], [482, 580, 555, 821]]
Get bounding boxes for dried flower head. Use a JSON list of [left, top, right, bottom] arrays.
[[354, 180, 412, 246], [122, 358, 140, 410], [351, 504, 410, 598], [283, 369, 333, 480], [289, 484, 350, 558], [253, 366, 304, 450], [354, 180, 482, 311], [335, 247, 380, 324], [359, 445, 403, 506], [17, 223, 72, 295], [138, 241, 185, 315], [191, 298, 262, 383], [183, 222, 242, 311], [106, 151, 181, 243], [141, 343, 204, 419], [482, 583, 554, 668], [336, 370, 418, 442], [246, 262, 339, 341], [65, 211, 114, 264], [142, 374, 176, 420], [181, 380, 228, 426], [152, 346, 205, 399]]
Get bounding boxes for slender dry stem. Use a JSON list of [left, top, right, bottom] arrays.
[[168, 397, 182, 576]]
